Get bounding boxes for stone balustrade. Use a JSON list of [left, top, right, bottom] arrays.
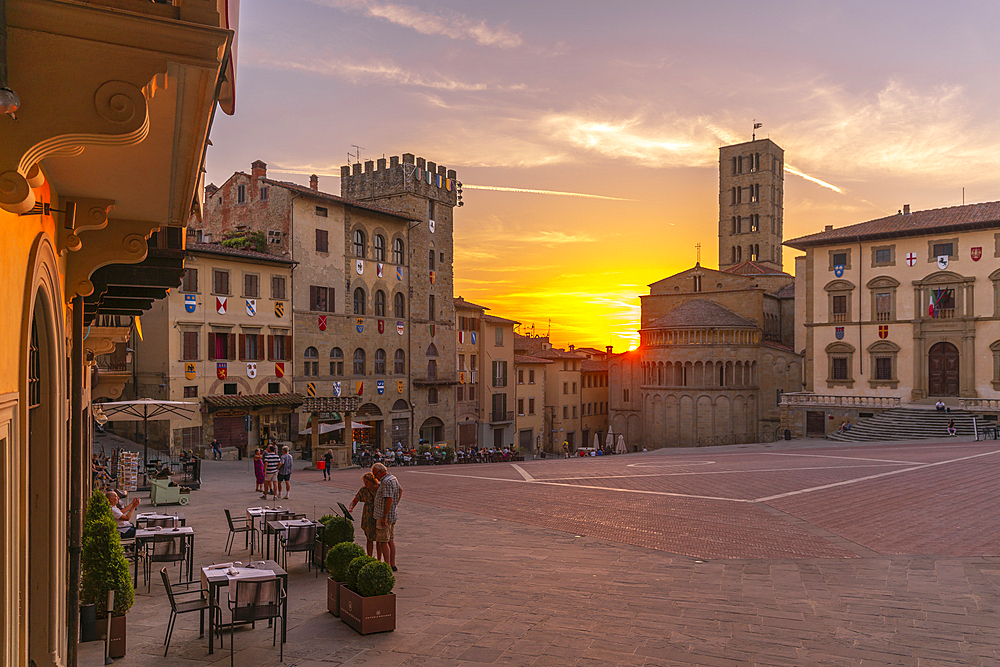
[[780, 393, 901, 408]]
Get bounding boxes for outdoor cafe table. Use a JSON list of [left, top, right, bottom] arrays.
[[133, 525, 195, 583], [265, 518, 318, 562], [135, 511, 186, 526], [201, 560, 288, 655]]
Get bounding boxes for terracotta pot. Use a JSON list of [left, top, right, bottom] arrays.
[[339, 586, 395, 634], [107, 614, 127, 658], [327, 578, 345, 616]]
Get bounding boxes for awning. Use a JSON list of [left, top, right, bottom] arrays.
[[204, 393, 304, 410], [298, 421, 371, 435]]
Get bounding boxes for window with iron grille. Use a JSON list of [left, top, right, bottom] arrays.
[[354, 288, 366, 315], [304, 347, 319, 376], [374, 349, 386, 375], [183, 386, 198, 398], [875, 356, 892, 381], [392, 238, 404, 264], [394, 292, 405, 318], [374, 290, 386, 316], [330, 347, 343, 376], [353, 348, 366, 375], [393, 349, 405, 374], [832, 357, 849, 380], [374, 235, 385, 261], [353, 230, 365, 257], [28, 319, 40, 408]]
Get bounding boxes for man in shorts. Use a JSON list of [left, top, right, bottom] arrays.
[[262, 444, 281, 500], [278, 445, 293, 499], [371, 462, 402, 571]]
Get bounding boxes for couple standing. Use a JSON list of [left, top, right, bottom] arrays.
[[349, 462, 401, 572]]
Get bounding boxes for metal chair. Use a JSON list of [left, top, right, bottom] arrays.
[[260, 510, 294, 554], [278, 524, 316, 571], [227, 578, 285, 666], [121, 537, 146, 588], [160, 568, 213, 656], [145, 533, 187, 592], [147, 516, 178, 528], [224, 509, 255, 555]]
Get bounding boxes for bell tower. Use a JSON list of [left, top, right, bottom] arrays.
[[718, 139, 784, 272]]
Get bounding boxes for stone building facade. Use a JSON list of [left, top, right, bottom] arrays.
[[455, 297, 484, 447], [578, 347, 610, 448], [514, 354, 551, 454], [514, 334, 587, 452], [783, 201, 1000, 437], [719, 139, 784, 272]]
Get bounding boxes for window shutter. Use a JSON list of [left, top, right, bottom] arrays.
[[207, 333, 216, 361], [502, 361, 508, 387], [228, 334, 237, 360], [284, 336, 292, 361], [329, 287, 335, 312], [239, 334, 246, 361], [267, 335, 274, 361], [255, 334, 264, 361], [309, 285, 317, 311]]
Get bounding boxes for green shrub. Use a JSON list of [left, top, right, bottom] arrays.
[[442, 445, 454, 463], [356, 560, 395, 597], [346, 554, 377, 593], [326, 541, 365, 581], [317, 513, 337, 526], [323, 515, 354, 547], [417, 443, 431, 455], [80, 489, 134, 618]]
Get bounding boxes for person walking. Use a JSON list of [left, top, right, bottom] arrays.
[[253, 448, 265, 493], [348, 471, 380, 557], [211, 437, 221, 460], [322, 450, 333, 480], [262, 444, 281, 500], [371, 462, 401, 571], [278, 445, 294, 499]]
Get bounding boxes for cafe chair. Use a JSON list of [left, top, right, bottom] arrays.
[[147, 516, 177, 528], [121, 537, 146, 588], [146, 533, 187, 592], [260, 510, 294, 554], [278, 524, 316, 572], [224, 509, 254, 555], [160, 568, 214, 657], [228, 578, 285, 666]]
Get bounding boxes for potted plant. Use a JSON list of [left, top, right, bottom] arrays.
[[339, 556, 396, 634], [325, 541, 364, 616], [315, 513, 353, 569], [81, 489, 134, 657]]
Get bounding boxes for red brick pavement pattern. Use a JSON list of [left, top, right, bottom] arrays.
[[322, 441, 1000, 560]]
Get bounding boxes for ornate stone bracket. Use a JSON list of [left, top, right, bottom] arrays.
[[93, 370, 131, 401], [0, 79, 151, 214], [65, 218, 158, 299], [84, 326, 130, 357], [58, 197, 115, 253]]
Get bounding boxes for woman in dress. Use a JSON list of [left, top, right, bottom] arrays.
[[253, 448, 265, 493], [348, 471, 379, 556]]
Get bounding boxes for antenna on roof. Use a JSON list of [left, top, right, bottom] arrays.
[[546, 319, 551, 338], [348, 145, 365, 164], [695, 242, 701, 265]]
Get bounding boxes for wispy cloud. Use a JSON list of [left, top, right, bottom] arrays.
[[316, 0, 523, 48], [525, 231, 595, 245]]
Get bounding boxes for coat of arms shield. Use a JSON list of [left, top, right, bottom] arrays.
[[937, 255, 949, 270], [356, 318, 364, 333], [835, 327, 844, 340], [184, 294, 197, 313], [378, 319, 384, 334], [247, 362, 257, 378], [972, 247, 982, 261], [217, 362, 227, 380], [833, 265, 845, 278]]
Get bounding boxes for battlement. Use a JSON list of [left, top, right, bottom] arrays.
[[340, 153, 459, 206]]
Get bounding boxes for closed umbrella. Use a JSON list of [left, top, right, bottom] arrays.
[[605, 432, 614, 451], [593, 432, 601, 450], [615, 434, 627, 454]]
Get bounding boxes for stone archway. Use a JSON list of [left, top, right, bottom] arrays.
[[928, 341, 960, 396]]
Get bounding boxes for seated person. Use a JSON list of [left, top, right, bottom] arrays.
[[936, 400, 946, 411], [946, 419, 957, 436], [107, 491, 140, 538]]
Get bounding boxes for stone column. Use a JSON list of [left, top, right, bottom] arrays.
[[310, 412, 321, 468]]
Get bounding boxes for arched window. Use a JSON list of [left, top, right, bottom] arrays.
[[353, 229, 365, 258], [353, 287, 365, 315], [426, 343, 438, 357], [330, 347, 343, 376], [732, 247, 737, 263], [394, 349, 405, 374], [374, 234, 385, 262], [428, 294, 435, 321], [394, 292, 405, 318], [428, 248, 435, 270], [374, 290, 386, 316], [353, 348, 366, 375], [736, 215, 742, 233], [392, 238, 404, 264], [427, 359, 437, 381], [428, 387, 438, 404], [737, 246, 743, 261], [731, 216, 737, 234], [304, 346, 318, 376], [374, 348, 386, 375]]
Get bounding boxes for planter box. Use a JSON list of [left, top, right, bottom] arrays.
[[107, 614, 126, 658], [339, 586, 395, 634], [327, 578, 345, 616]]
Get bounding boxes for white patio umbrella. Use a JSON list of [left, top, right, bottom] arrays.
[[298, 421, 372, 435], [615, 434, 627, 454], [97, 399, 199, 483], [605, 432, 614, 451], [593, 432, 601, 450]]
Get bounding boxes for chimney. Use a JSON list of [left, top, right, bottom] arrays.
[[309, 174, 319, 191], [251, 160, 267, 182], [824, 225, 834, 231], [568, 344, 575, 352], [903, 204, 910, 215], [606, 345, 613, 355]]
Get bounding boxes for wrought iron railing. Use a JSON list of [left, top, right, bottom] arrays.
[[489, 411, 514, 422]]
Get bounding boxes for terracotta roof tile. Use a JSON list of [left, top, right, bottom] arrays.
[[532, 348, 586, 360], [581, 359, 608, 372], [772, 283, 795, 299], [454, 296, 490, 311], [261, 179, 418, 222], [483, 313, 520, 325], [187, 241, 295, 264], [514, 354, 553, 364], [645, 299, 757, 330], [722, 261, 790, 276], [785, 200, 1000, 249], [204, 393, 304, 409]]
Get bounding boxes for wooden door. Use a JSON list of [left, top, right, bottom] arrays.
[[214, 416, 249, 455], [928, 342, 960, 396], [806, 411, 826, 437]]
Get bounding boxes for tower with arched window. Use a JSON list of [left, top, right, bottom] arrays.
[[718, 138, 784, 273]]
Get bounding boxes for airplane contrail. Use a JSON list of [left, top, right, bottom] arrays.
[[784, 164, 843, 194], [269, 168, 636, 202]]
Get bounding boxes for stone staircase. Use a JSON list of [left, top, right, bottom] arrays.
[[827, 407, 982, 442]]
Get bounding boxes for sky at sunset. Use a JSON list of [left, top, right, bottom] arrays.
[[206, 0, 1000, 351]]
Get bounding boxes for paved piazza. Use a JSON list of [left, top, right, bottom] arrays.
[[107, 436, 1000, 667]]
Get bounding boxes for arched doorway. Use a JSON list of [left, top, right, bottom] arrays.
[[357, 402, 383, 449], [928, 341, 960, 396], [419, 416, 444, 445]]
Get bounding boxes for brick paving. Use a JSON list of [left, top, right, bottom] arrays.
[[102, 435, 1000, 667]]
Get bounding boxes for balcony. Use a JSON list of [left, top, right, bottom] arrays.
[[412, 374, 458, 386], [489, 411, 514, 424], [831, 312, 847, 323], [931, 308, 955, 319]]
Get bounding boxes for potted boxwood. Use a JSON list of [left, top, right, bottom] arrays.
[[339, 556, 396, 634], [315, 513, 354, 571], [81, 489, 134, 657], [325, 541, 364, 616]]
